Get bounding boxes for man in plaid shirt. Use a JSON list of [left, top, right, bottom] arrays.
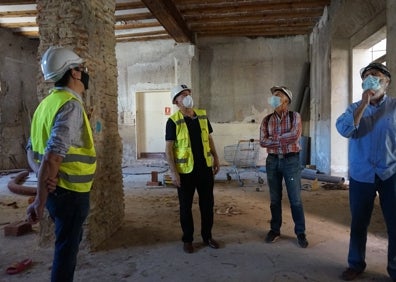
[[259, 86, 308, 248]]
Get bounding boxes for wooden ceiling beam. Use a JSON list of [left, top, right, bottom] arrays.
[[0, 10, 36, 17], [183, 10, 324, 21], [117, 34, 171, 43], [14, 30, 37, 37], [192, 22, 317, 33], [116, 30, 168, 39], [197, 28, 312, 37], [177, 1, 330, 14], [0, 0, 35, 4], [115, 21, 161, 30], [0, 22, 36, 28], [0, 0, 330, 42], [173, 0, 330, 5], [189, 18, 318, 29], [141, 0, 194, 43], [0, 1, 145, 10], [115, 12, 154, 22], [115, 2, 146, 11], [188, 18, 321, 28], [1, 21, 162, 31]]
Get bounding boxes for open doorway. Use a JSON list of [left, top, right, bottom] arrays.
[[135, 91, 173, 159]]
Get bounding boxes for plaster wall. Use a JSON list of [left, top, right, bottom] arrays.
[[116, 41, 198, 165], [330, 40, 349, 177], [116, 36, 309, 166], [197, 36, 309, 123], [310, 10, 332, 175], [0, 29, 39, 170], [307, 0, 389, 177]]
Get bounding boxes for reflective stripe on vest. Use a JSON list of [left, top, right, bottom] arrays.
[[30, 89, 96, 192], [170, 109, 212, 173]]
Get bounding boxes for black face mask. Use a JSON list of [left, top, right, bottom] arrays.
[[80, 71, 89, 90]]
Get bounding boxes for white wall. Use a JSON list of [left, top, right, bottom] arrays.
[[197, 36, 309, 122], [116, 36, 309, 166]]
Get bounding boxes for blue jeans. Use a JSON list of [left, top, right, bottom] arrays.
[[348, 175, 396, 279], [266, 154, 306, 235], [46, 187, 90, 282]]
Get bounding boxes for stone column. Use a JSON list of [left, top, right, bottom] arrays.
[[36, 0, 124, 249]]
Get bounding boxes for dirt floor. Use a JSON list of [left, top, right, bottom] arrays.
[[0, 166, 391, 282]]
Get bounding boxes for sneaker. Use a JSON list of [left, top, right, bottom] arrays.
[[297, 233, 308, 248], [265, 230, 280, 243], [341, 267, 362, 281]]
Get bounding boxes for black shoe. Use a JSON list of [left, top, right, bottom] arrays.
[[297, 233, 308, 248], [204, 238, 219, 249], [183, 242, 193, 253], [341, 267, 363, 281], [265, 230, 280, 243]]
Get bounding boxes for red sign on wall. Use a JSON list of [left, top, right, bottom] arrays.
[[165, 107, 171, 115]]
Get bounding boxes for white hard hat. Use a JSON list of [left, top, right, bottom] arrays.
[[41, 46, 84, 82], [170, 84, 191, 104], [270, 86, 293, 103]]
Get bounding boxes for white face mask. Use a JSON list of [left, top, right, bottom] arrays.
[[182, 95, 194, 108], [267, 96, 281, 108]]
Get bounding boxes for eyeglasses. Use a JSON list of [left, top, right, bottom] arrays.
[[74, 66, 88, 73]]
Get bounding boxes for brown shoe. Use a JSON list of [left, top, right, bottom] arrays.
[[204, 238, 219, 249], [341, 268, 363, 281], [183, 242, 193, 253]]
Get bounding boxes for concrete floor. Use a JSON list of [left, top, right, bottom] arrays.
[[0, 164, 392, 282]]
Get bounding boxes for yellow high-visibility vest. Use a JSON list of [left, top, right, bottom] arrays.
[[170, 109, 212, 173], [31, 89, 96, 192]]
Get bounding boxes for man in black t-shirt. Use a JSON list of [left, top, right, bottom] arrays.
[[165, 84, 220, 254]]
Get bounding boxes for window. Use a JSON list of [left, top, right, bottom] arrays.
[[352, 34, 387, 102], [370, 38, 386, 64]]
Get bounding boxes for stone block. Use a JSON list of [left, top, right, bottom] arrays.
[[4, 220, 32, 236]]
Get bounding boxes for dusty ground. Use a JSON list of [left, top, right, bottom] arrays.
[[0, 166, 391, 282]]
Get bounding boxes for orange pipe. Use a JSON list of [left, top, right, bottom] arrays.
[[7, 170, 37, 196]]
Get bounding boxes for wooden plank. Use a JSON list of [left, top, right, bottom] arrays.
[[141, 0, 193, 43]]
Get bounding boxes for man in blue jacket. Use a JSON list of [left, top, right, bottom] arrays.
[[336, 62, 396, 281]]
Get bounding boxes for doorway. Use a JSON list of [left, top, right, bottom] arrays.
[[135, 91, 173, 159]]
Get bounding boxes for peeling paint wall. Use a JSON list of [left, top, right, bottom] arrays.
[[0, 29, 39, 170], [116, 41, 197, 165], [197, 36, 309, 123], [116, 36, 309, 166]]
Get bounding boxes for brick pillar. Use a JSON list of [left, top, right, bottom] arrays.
[[36, 0, 124, 249]]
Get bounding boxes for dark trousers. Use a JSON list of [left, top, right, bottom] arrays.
[[178, 166, 214, 243], [46, 187, 90, 282], [348, 175, 396, 279]]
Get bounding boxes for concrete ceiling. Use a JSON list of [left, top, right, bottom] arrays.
[[0, 0, 330, 43]]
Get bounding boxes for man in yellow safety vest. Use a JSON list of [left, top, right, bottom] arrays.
[[27, 46, 96, 282], [165, 84, 220, 254]]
